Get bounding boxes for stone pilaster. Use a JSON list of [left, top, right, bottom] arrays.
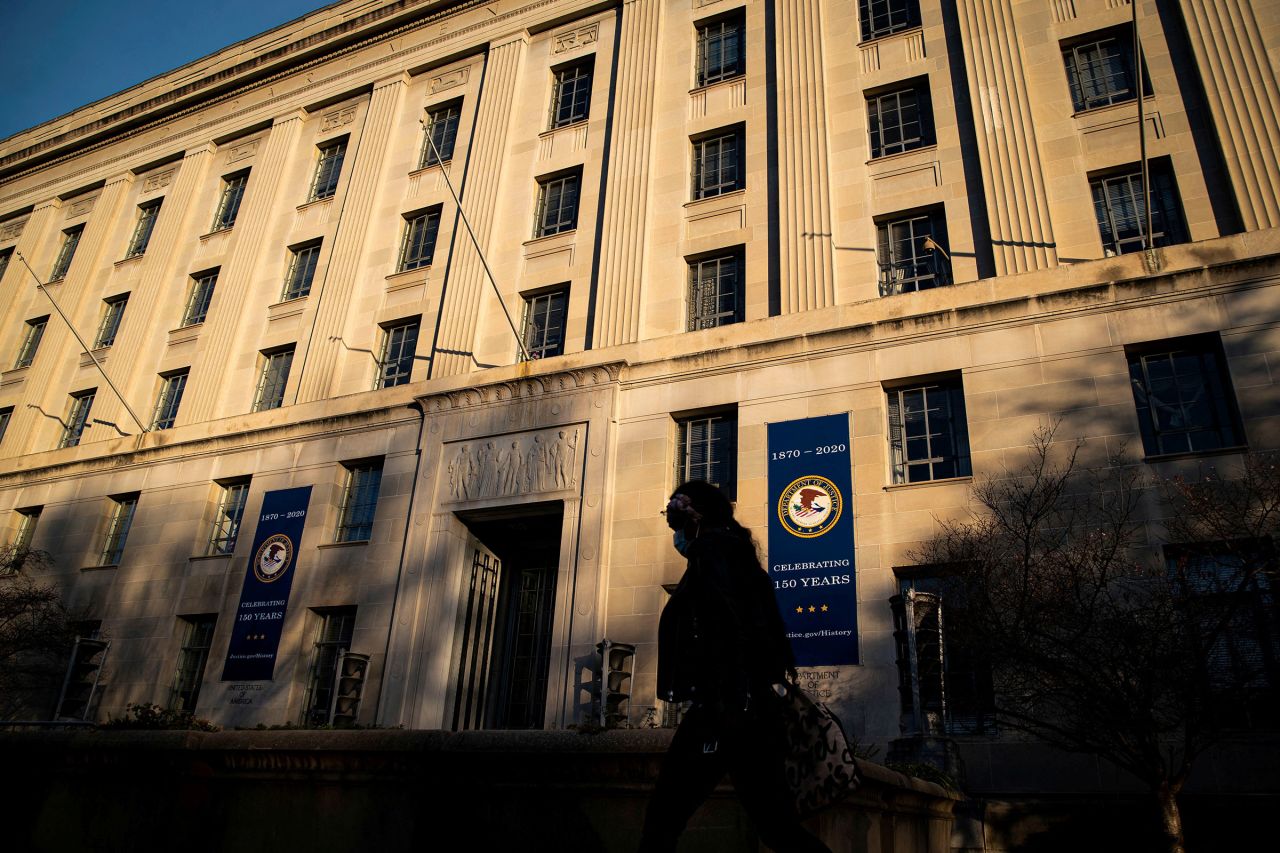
[[955, 0, 1057, 274], [432, 34, 527, 378], [295, 74, 408, 403], [0, 199, 58, 334], [774, 0, 836, 313], [188, 111, 306, 423], [1176, 0, 1280, 230], [591, 0, 662, 347]]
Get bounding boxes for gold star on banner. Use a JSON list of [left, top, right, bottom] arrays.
[[821, 604, 829, 612], [808, 605, 816, 613], [795, 606, 804, 614]]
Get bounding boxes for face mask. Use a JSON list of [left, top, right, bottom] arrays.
[[673, 529, 693, 557]]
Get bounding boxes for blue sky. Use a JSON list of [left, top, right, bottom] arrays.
[[0, 0, 329, 141]]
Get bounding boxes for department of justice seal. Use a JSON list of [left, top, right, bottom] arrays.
[[777, 475, 842, 538], [254, 533, 294, 582]]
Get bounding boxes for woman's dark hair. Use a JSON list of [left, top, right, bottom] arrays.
[[671, 480, 765, 573]]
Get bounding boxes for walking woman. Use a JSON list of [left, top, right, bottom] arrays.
[[639, 480, 833, 853]]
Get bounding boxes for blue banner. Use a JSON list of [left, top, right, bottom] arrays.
[[767, 414, 858, 666], [221, 486, 312, 681]]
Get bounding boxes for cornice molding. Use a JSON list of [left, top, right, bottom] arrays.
[[419, 362, 624, 412]]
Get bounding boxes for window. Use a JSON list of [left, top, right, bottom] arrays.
[[695, 13, 745, 87], [211, 172, 248, 232], [50, 225, 83, 281], [1063, 31, 1141, 112], [170, 615, 217, 712], [692, 128, 743, 200], [309, 137, 347, 202], [0, 247, 11, 281], [549, 62, 593, 128], [252, 346, 294, 412], [868, 83, 933, 158], [281, 242, 321, 301], [0, 407, 11, 446], [59, 389, 96, 449], [1091, 162, 1186, 256], [14, 316, 47, 368], [375, 319, 420, 388], [14, 507, 41, 552], [182, 269, 218, 327], [420, 101, 462, 167], [534, 172, 580, 238], [522, 287, 568, 360], [100, 494, 138, 565], [93, 295, 129, 349], [125, 200, 162, 258], [876, 210, 950, 295], [336, 461, 383, 543], [675, 411, 737, 498], [150, 369, 189, 430], [688, 252, 743, 330], [208, 480, 250, 556], [859, 0, 920, 41], [887, 379, 972, 484], [305, 607, 357, 725], [398, 208, 441, 271], [1127, 336, 1243, 456]]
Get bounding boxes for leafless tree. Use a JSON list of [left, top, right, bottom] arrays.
[[0, 546, 81, 720], [914, 424, 1279, 853]]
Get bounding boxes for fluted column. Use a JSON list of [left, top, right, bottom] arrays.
[[955, 0, 1058, 274], [591, 0, 662, 347], [432, 34, 527, 377], [0, 200, 58, 332], [775, 0, 836, 313], [295, 74, 408, 403], [189, 110, 306, 423], [1177, 0, 1280, 230]]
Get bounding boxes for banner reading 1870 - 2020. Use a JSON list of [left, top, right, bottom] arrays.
[[221, 486, 313, 682], [766, 413, 858, 666]]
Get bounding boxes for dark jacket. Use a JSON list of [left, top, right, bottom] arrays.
[[656, 527, 795, 706]]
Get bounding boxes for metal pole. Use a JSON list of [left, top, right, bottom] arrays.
[[15, 252, 148, 435]]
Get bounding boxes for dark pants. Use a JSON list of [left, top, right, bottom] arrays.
[[638, 701, 833, 853]]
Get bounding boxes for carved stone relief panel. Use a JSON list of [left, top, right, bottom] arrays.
[[142, 170, 175, 193], [0, 218, 27, 242], [445, 426, 582, 503], [430, 67, 470, 94], [226, 139, 261, 165], [553, 23, 599, 54], [321, 106, 358, 132], [66, 197, 96, 218]]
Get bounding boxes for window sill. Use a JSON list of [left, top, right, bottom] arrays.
[[200, 227, 234, 241], [297, 195, 335, 212], [168, 324, 203, 346], [78, 347, 111, 368], [1071, 94, 1155, 120], [689, 74, 747, 96], [684, 188, 747, 210], [1142, 445, 1248, 464], [318, 539, 370, 549], [524, 229, 578, 248], [268, 297, 308, 323], [81, 564, 119, 572], [883, 475, 973, 492], [114, 254, 145, 268], [385, 266, 431, 291], [857, 25, 924, 47], [0, 366, 30, 386], [189, 553, 234, 562], [539, 119, 589, 138], [409, 160, 452, 178], [865, 144, 938, 167]]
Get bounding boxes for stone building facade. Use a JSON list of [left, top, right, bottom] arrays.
[[0, 0, 1276, 781]]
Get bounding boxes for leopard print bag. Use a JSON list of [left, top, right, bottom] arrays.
[[778, 681, 861, 818]]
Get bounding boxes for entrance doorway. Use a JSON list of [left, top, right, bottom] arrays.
[[452, 502, 563, 730]]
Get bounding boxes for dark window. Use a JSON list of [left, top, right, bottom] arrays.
[[182, 269, 218, 327], [125, 200, 162, 258], [692, 129, 744, 199], [60, 390, 95, 449], [688, 253, 743, 330], [696, 14, 745, 87], [399, 208, 441, 271], [337, 461, 383, 543], [859, 0, 920, 41], [253, 347, 294, 412], [50, 225, 83, 280], [550, 62, 593, 128], [306, 607, 357, 725], [877, 210, 950, 295], [309, 137, 347, 202], [887, 379, 972, 484], [100, 494, 138, 566], [14, 507, 41, 552], [675, 411, 737, 498], [1127, 336, 1243, 456], [150, 370, 189, 430], [208, 480, 250, 556], [211, 172, 248, 232], [535, 172, 580, 238], [14, 316, 47, 368], [0, 247, 11, 281], [93, 295, 129, 349], [522, 288, 568, 360], [868, 84, 933, 158], [376, 319, 420, 388], [420, 102, 462, 167], [1063, 32, 1141, 112], [170, 615, 217, 712], [1091, 162, 1186, 256], [281, 242, 321, 301], [0, 407, 11, 447]]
